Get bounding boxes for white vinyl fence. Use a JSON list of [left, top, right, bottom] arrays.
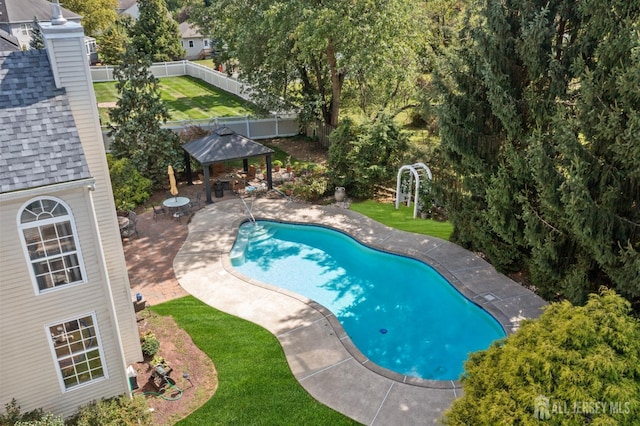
[[92, 61, 300, 150]]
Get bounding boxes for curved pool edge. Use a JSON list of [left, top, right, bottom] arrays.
[[222, 247, 462, 390], [173, 198, 548, 424]]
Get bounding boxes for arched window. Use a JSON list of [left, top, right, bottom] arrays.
[[19, 197, 85, 293]]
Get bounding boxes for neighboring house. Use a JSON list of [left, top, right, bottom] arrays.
[[0, 28, 19, 50], [0, 10, 142, 420], [179, 21, 212, 60], [0, 0, 97, 63], [0, 0, 80, 49], [118, 0, 139, 20]]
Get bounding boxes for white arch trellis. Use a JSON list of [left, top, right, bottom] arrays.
[[395, 162, 433, 218]]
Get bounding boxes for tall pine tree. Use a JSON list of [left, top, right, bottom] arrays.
[[435, 1, 640, 304], [130, 0, 185, 62], [108, 49, 181, 186]]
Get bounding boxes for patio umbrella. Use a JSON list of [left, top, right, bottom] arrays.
[[168, 165, 179, 198]]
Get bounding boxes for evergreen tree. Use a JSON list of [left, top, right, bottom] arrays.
[[131, 0, 185, 62], [435, 0, 640, 304], [444, 289, 640, 425], [29, 17, 44, 50], [108, 49, 181, 186]]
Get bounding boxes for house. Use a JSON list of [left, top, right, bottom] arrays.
[[0, 0, 80, 49], [179, 21, 212, 60], [0, 6, 142, 420], [117, 0, 139, 20], [0, 28, 19, 51], [0, 0, 97, 63]]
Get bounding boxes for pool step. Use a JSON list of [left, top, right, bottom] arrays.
[[231, 225, 275, 264]]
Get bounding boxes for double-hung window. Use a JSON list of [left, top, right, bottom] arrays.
[[19, 197, 86, 293], [48, 314, 106, 389]]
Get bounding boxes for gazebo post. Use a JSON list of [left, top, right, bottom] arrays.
[[266, 154, 273, 190], [203, 164, 213, 204], [184, 150, 193, 185]]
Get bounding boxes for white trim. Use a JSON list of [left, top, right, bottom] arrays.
[[17, 196, 89, 295], [45, 311, 109, 393], [0, 178, 95, 202], [87, 188, 134, 396]]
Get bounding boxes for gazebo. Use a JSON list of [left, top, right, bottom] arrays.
[[182, 126, 275, 203]]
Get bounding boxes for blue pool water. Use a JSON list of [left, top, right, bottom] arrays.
[[230, 221, 506, 380]]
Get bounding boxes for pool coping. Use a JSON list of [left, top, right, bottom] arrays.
[[224, 217, 505, 389], [174, 198, 548, 424]]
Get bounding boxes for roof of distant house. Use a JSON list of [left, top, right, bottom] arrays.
[[178, 21, 204, 39], [0, 28, 19, 51], [0, 0, 81, 24], [118, 0, 137, 12], [0, 50, 90, 194]]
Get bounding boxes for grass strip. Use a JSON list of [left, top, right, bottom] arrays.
[[94, 76, 266, 125], [350, 200, 453, 240], [151, 297, 359, 426]]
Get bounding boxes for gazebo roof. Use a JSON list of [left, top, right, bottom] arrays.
[[182, 126, 274, 165]]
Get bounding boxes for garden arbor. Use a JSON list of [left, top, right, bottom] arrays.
[[395, 163, 432, 218]]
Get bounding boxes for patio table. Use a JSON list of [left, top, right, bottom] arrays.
[[163, 197, 190, 218]]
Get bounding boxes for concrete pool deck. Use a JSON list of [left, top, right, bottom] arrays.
[[173, 197, 548, 425]]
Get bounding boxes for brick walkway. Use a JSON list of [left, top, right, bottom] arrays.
[[123, 180, 240, 306]]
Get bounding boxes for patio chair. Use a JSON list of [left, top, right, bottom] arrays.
[[121, 210, 139, 240], [190, 192, 203, 211], [152, 205, 166, 221]]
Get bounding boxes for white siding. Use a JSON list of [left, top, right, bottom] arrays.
[[42, 22, 142, 365], [0, 189, 130, 418]]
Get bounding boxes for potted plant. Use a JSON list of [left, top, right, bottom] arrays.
[[285, 156, 292, 173], [283, 183, 294, 196], [273, 159, 283, 172]]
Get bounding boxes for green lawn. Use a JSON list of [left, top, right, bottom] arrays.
[[151, 297, 358, 426], [350, 200, 454, 240], [94, 76, 266, 125]]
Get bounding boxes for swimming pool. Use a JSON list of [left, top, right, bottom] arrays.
[[230, 220, 506, 381]]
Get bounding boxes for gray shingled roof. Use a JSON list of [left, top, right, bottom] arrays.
[[178, 22, 202, 39], [0, 28, 19, 51], [182, 126, 274, 165], [0, 0, 81, 25], [0, 49, 90, 194]]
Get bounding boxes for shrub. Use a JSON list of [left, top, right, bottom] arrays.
[[328, 114, 408, 199], [107, 154, 152, 211], [0, 400, 62, 426], [140, 331, 160, 357], [70, 395, 151, 426], [443, 288, 640, 425], [291, 172, 328, 202]]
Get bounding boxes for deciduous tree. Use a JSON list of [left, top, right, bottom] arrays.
[[97, 15, 133, 65], [62, 0, 118, 37], [190, 0, 424, 128]]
